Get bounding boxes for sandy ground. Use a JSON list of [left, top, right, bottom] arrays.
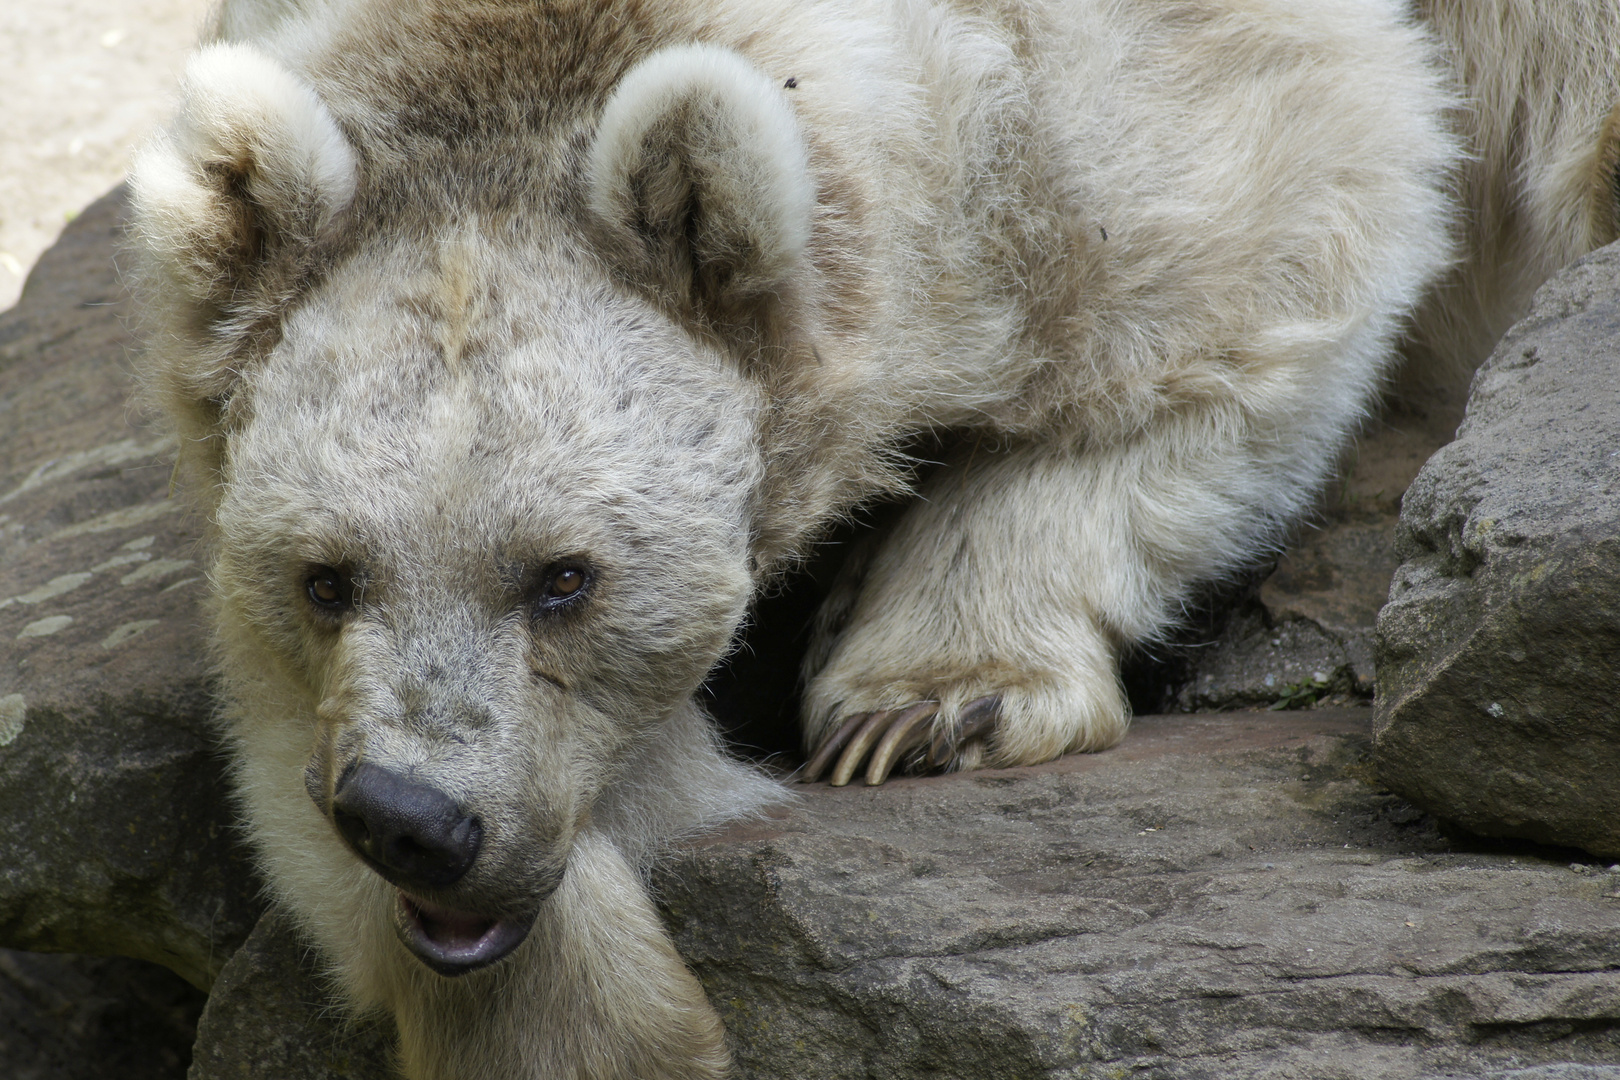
[[0, 0, 213, 312]]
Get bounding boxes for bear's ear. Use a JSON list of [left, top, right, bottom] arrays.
[[586, 44, 813, 338], [129, 42, 357, 431]]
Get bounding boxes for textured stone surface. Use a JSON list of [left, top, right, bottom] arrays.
[[664, 712, 1620, 1079], [0, 948, 205, 1080], [1171, 391, 1464, 713], [1376, 242, 1620, 859], [7, 185, 1619, 1079], [0, 186, 261, 987], [1170, 602, 1368, 711], [190, 712, 1620, 1080], [189, 911, 394, 1080]]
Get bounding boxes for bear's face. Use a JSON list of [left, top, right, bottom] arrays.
[[130, 39, 813, 974], [210, 233, 763, 971]]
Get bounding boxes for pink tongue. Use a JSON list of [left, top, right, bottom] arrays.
[[415, 900, 496, 946]]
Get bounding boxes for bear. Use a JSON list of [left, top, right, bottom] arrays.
[[126, 0, 1619, 1077]]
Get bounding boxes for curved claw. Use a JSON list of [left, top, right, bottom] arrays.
[[864, 701, 940, 786], [828, 710, 898, 787], [927, 695, 1002, 767], [808, 694, 1005, 785], [800, 712, 871, 784]]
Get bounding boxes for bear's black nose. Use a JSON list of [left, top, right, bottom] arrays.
[[331, 763, 482, 890]]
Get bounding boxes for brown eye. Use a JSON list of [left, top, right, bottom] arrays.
[[550, 568, 585, 597], [306, 566, 354, 613], [532, 562, 591, 613]]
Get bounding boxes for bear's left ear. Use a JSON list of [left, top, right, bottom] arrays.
[[586, 44, 814, 335], [129, 42, 357, 444]]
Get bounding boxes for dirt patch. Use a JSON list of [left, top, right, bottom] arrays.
[[0, 0, 211, 311]]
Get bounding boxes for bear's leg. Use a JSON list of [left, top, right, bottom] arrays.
[[390, 830, 732, 1080], [1592, 101, 1620, 247], [801, 403, 1342, 784]]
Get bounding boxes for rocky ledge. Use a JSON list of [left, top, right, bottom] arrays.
[[3, 191, 1618, 1079], [672, 711, 1620, 1080], [195, 710, 1620, 1080]]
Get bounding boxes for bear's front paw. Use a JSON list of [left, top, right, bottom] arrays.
[[801, 695, 1000, 785], [799, 655, 1130, 786], [798, 442, 1146, 785]]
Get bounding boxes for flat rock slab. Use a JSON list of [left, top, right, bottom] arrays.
[[0, 186, 261, 987], [660, 709, 1620, 1078], [1376, 242, 1620, 858], [668, 710, 1620, 1079], [195, 710, 1620, 1079]]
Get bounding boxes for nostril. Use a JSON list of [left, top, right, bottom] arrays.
[[330, 763, 482, 890], [332, 806, 374, 851]]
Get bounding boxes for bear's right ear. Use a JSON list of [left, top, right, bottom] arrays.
[[130, 42, 357, 431], [585, 44, 814, 345]]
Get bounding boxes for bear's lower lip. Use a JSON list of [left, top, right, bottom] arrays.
[[395, 892, 535, 977]]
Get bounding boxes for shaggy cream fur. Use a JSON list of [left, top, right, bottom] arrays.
[[126, 0, 1620, 1076], [1409, 0, 1620, 385]]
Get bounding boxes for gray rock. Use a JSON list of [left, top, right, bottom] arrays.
[[195, 712, 1620, 1080], [0, 186, 262, 987], [1171, 602, 1366, 711], [663, 711, 1620, 1079], [7, 187, 1618, 1079], [188, 910, 394, 1080], [0, 949, 206, 1080], [1172, 390, 1466, 713], [1375, 242, 1620, 859]]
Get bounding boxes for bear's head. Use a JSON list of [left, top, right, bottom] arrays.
[[129, 39, 812, 977]]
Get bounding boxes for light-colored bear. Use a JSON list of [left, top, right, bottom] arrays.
[[127, 0, 1618, 1077]]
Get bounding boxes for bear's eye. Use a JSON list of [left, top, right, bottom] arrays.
[[532, 563, 591, 613], [305, 565, 355, 614]]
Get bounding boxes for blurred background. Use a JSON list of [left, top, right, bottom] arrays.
[[0, 0, 212, 311]]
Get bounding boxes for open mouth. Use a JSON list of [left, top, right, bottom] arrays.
[[395, 892, 536, 977]]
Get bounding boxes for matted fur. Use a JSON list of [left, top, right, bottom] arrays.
[[1407, 0, 1620, 386], [127, 1, 1619, 1077]]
